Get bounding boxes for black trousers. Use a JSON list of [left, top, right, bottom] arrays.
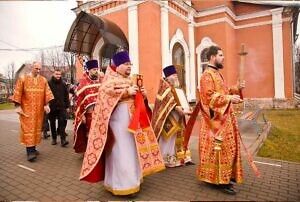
[[42, 113, 49, 133], [26, 146, 36, 155], [48, 109, 67, 140]]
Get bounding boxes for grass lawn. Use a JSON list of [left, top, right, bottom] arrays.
[[0, 102, 14, 110], [257, 109, 300, 163]]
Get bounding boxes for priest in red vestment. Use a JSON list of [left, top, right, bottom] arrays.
[[151, 65, 193, 167], [198, 45, 245, 195], [79, 51, 165, 196], [73, 60, 103, 153]]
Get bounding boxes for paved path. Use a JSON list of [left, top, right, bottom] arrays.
[[0, 110, 299, 201]]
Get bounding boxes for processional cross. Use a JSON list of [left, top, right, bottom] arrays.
[[238, 43, 248, 100]]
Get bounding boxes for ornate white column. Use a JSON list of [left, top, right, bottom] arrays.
[[128, 1, 139, 74], [272, 8, 285, 98], [161, 1, 170, 69], [188, 13, 196, 101]]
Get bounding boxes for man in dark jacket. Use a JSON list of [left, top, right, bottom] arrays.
[[48, 69, 70, 147]]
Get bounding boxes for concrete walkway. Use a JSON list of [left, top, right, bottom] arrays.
[[0, 109, 299, 201]]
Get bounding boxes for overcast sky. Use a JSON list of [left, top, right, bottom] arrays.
[[0, 0, 77, 75]]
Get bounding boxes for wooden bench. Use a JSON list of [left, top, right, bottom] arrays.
[[238, 108, 267, 134]]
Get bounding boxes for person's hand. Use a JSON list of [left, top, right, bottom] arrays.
[[82, 116, 86, 124], [140, 86, 147, 98], [15, 106, 28, 117], [175, 106, 185, 116], [44, 105, 51, 114], [231, 95, 242, 104], [99, 72, 105, 80], [184, 107, 193, 115], [127, 85, 139, 96], [238, 80, 246, 90]]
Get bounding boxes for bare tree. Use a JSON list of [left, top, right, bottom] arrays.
[[63, 52, 76, 84], [37, 47, 73, 82], [37, 47, 68, 68], [6, 62, 15, 95]]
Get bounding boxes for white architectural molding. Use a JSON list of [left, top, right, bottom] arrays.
[[196, 6, 235, 19], [194, 16, 290, 30], [186, 1, 192, 6], [167, 7, 190, 22], [161, 1, 170, 68], [195, 4, 278, 22], [128, 1, 139, 74], [154, 0, 195, 15], [170, 29, 192, 101], [236, 20, 272, 29], [196, 37, 216, 91], [92, 38, 105, 62], [92, 1, 144, 16], [272, 8, 285, 98], [188, 13, 196, 101], [154, 0, 191, 23], [236, 9, 271, 21], [195, 17, 234, 28], [72, 1, 95, 14], [94, 3, 129, 16]]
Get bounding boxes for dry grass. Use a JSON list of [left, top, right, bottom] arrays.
[[257, 109, 300, 163]]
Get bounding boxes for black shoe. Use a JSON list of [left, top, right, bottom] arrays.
[[185, 161, 195, 165], [51, 139, 57, 145], [43, 132, 50, 139], [61, 140, 69, 147], [229, 181, 234, 188], [127, 193, 137, 198], [220, 184, 237, 195], [27, 153, 37, 162]]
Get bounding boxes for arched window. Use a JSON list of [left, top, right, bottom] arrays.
[[172, 42, 186, 92], [200, 47, 209, 73], [196, 37, 216, 91]]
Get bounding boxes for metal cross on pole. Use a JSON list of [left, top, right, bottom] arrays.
[[238, 43, 248, 100]]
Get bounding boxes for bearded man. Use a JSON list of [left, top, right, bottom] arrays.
[[73, 60, 103, 153], [197, 45, 245, 195], [151, 65, 193, 167]]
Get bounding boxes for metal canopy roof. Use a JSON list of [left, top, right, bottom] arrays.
[[64, 11, 128, 55]]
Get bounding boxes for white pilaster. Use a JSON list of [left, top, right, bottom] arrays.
[[272, 8, 285, 98], [128, 2, 139, 74], [161, 1, 170, 68], [188, 14, 196, 101]]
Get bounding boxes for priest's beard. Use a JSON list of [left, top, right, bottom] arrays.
[[90, 74, 98, 80], [216, 62, 223, 69], [169, 78, 180, 88]]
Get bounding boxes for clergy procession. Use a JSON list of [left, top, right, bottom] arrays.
[[11, 45, 259, 197], [3, 0, 300, 200]]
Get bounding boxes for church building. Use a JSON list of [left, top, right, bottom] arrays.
[[64, 0, 299, 107]]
